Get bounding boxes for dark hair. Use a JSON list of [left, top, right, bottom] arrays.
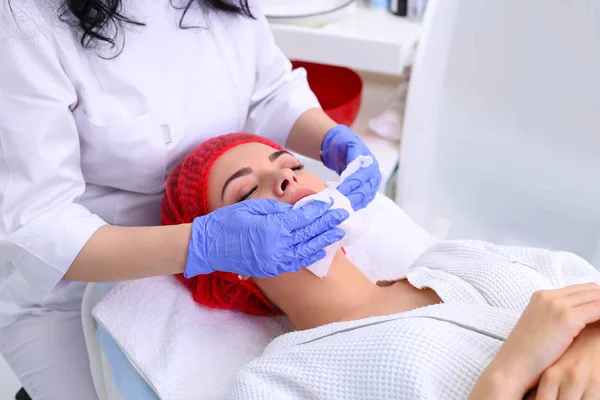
[[49, 0, 252, 51]]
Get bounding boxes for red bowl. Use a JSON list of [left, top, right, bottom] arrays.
[[291, 61, 363, 127]]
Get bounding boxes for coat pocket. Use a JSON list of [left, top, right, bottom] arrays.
[[74, 110, 169, 194]]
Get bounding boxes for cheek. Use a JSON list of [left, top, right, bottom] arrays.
[[255, 187, 278, 200], [298, 173, 327, 191]]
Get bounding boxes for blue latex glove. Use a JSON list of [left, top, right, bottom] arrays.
[[321, 125, 383, 211], [185, 198, 349, 278]]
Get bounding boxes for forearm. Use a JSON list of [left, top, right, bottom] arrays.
[[64, 223, 192, 281], [285, 108, 337, 160], [469, 366, 524, 400]]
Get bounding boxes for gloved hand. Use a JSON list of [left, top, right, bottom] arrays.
[[185, 198, 349, 278], [321, 125, 382, 211]]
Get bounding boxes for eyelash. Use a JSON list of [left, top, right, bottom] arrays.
[[291, 163, 305, 172], [237, 163, 305, 202]]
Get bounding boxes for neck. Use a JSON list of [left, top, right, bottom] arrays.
[[252, 252, 438, 330]]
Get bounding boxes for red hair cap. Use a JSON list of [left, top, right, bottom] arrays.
[[161, 133, 284, 316]]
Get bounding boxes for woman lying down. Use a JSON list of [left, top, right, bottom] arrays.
[[162, 133, 600, 400]]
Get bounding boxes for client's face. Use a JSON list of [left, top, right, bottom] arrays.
[[207, 143, 327, 211]]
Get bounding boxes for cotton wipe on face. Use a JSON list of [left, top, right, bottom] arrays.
[[292, 156, 372, 278]]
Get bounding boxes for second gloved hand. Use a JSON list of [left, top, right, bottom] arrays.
[[321, 125, 382, 211], [185, 198, 349, 278]]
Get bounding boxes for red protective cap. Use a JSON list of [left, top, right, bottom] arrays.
[[161, 133, 284, 316]]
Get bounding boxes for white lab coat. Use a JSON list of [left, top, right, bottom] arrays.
[[0, 0, 318, 396]]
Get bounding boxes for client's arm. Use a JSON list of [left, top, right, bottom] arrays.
[[524, 323, 600, 399], [469, 284, 600, 399]]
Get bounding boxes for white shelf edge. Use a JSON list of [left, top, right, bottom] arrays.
[[269, 7, 422, 76]]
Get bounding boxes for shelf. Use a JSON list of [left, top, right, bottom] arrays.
[[351, 72, 402, 186], [269, 4, 422, 75]]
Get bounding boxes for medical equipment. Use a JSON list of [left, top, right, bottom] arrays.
[[398, 0, 600, 267], [83, 193, 438, 400], [292, 156, 372, 277]]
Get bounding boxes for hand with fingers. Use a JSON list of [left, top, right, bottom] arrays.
[[321, 125, 382, 211], [469, 283, 600, 400], [524, 321, 600, 400], [184, 198, 348, 278]]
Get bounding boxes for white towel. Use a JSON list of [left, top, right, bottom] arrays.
[[92, 194, 438, 400], [94, 277, 290, 400]]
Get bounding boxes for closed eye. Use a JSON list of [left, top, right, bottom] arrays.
[[237, 163, 303, 203], [238, 186, 257, 202]]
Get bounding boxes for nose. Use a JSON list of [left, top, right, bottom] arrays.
[[274, 168, 299, 197]]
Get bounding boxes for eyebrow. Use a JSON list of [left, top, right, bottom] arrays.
[[268, 150, 291, 162], [221, 167, 252, 200], [220, 150, 293, 200]]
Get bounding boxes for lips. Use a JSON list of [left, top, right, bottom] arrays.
[[290, 187, 317, 205]]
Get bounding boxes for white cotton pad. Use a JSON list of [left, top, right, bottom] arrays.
[[334, 155, 374, 185], [292, 156, 373, 278]]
